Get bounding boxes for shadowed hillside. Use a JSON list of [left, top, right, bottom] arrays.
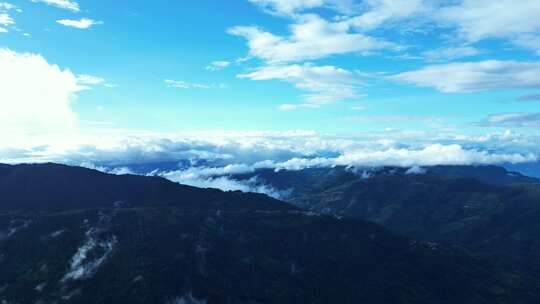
[[0, 163, 537, 303]]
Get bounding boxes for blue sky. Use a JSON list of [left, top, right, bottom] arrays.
[[1, 0, 540, 174]]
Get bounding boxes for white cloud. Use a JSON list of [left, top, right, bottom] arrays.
[[482, 112, 540, 128], [347, 0, 427, 31], [165, 79, 226, 89], [0, 13, 14, 25], [1, 127, 539, 197], [205, 61, 231, 71], [248, 0, 356, 16], [439, 0, 540, 42], [0, 48, 82, 135], [161, 170, 288, 199], [350, 104, 366, 111], [228, 14, 399, 64], [33, 0, 79, 12], [0, 26, 6, 33], [438, 0, 540, 53], [153, 143, 535, 194], [239, 63, 362, 109], [57, 18, 103, 29], [421, 46, 480, 62], [241, 0, 540, 60], [0, 2, 17, 10], [513, 35, 540, 56], [342, 115, 436, 123], [405, 165, 426, 175], [278, 103, 319, 111], [392, 60, 540, 93], [77, 74, 114, 89], [272, 144, 535, 169]]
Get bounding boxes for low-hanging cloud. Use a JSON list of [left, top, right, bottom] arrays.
[[1, 129, 538, 196]]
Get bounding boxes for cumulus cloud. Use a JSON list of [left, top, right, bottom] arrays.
[[32, 0, 79, 12], [57, 18, 103, 29], [239, 63, 362, 109], [481, 112, 540, 128], [392, 60, 540, 93], [0, 48, 82, 135]]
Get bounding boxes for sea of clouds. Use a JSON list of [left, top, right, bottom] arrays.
[[1, 129, 537, 198]]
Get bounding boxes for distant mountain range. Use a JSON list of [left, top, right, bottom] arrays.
[[504, 161, 540, 179], [1, 163, 537, 303]]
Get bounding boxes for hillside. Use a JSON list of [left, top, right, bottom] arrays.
[[0, 163, 536, 303], [233, 166, 540, 277]]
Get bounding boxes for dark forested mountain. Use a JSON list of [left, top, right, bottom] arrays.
[[0, 163, 537, 303], [0, 163, 294, 212], [233, 165, 540, 278]]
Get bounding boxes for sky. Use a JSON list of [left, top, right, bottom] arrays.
[[1, 0, 540, 189]]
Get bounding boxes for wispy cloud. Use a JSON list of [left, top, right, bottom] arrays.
[[516, 94, 540, 102], [392, 60, 540, 93], [248, 0, 357, 16], [165, 79, 226, 89], [77, 74, 115, 89], [438, 0, 540, 54], [0, 2, 17, 11], [421, 46, 481, 62], [57, 18, 103, 29], [32, 0, 80, 12], [205, 61, 230, 71], [342, 115, 437, 123], [481, 112, 540, 128], [0, 13, 14, 26], [228, 14, 400, 64], [239, 63, 362, 110]]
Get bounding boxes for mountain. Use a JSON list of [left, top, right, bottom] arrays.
[[0, 163, 536, 303], [504, 161, 540, 179], [232, 165, 540, 277], [0, 163, 294, 212]]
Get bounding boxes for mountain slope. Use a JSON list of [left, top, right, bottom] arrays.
[[0, 163, 536, 303], [233, 166, 540, 276], [1, 208, 535, 304]]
